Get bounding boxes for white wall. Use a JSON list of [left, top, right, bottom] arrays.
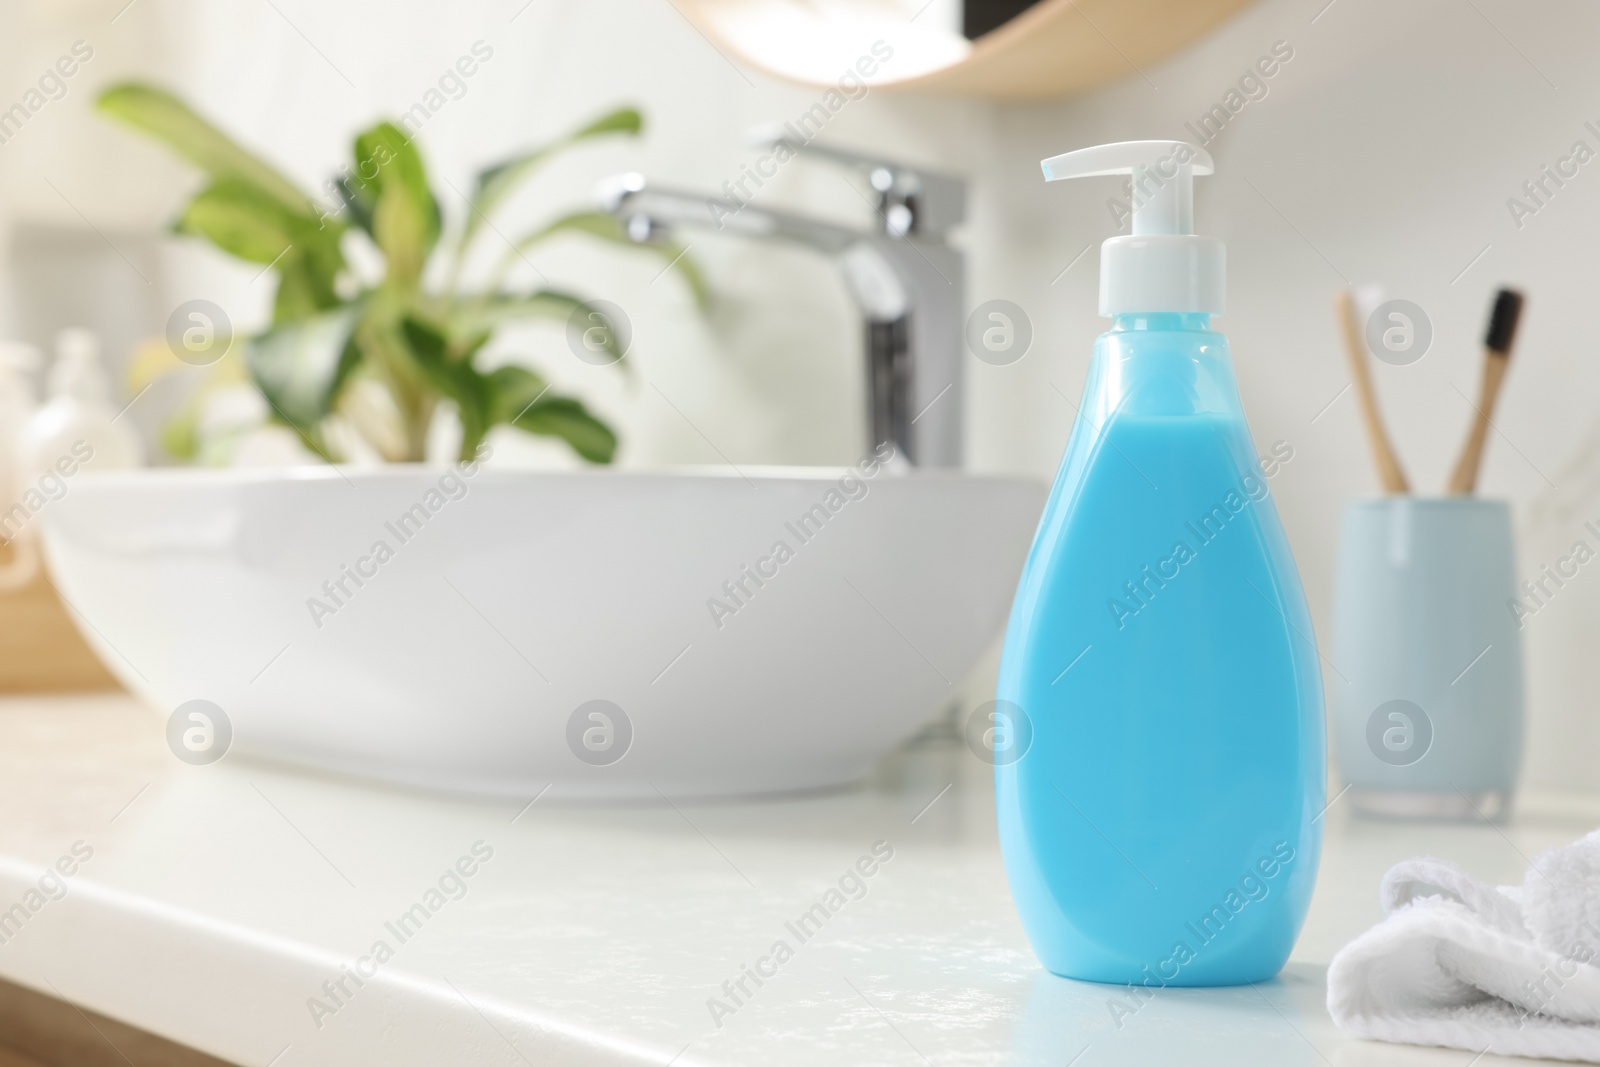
[[3, 0, 1599, 791]]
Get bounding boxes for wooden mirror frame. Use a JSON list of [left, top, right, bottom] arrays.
[[674, 0, 1258, 101]]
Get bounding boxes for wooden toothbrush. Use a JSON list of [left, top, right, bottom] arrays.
[[1446, 289, 1524, 495], [1335, 288, 1410, 493]]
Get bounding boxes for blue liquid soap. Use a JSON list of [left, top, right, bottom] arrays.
[[996, 140, 1323, 988], [996, 313, 1324, 986]]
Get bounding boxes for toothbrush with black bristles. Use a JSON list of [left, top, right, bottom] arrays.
[[1447, 288, 1524, 495]]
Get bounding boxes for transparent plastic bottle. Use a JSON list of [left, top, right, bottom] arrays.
[[25, 328, 143, 473]]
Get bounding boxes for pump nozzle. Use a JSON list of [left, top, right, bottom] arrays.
[[1043, 140, 1213, 236], [1042, 139, 1224, 317]]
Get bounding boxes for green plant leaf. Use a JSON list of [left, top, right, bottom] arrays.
[[332, 179, 374, 237], [400, 317, 492, 452], [402, 318, 617, 463], [463, 106, 642, 247], [245, 308, 362, 441], [513, 209, 623, 246], [499, 211, 708, 309], [173, 178, 345, 325], [450, 286, 583, 329], [270, 255, 335, 323], [160, 406, 200, 460], [458, 290, 631, 376], [485, 364, 548, 424], [175, 177, 321, 262], [97, 83, 315, 217], [508, 394, 617, 464], [175, 178, 303, 263], [347, 122, 440, 285], [449, 288, 633, 370]]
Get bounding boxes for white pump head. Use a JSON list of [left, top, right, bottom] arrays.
[[1041, 140, 1224, 317], [49, 327, 109, 403]]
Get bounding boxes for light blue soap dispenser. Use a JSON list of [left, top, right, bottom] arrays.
[[995, 141, 1324, 987]]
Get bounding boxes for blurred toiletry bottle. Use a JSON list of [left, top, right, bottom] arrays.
[[0, 341, 40, 491], [26, 328, 143, 475], [994, 141, 1324, 986], [0, 342, 42, 589]]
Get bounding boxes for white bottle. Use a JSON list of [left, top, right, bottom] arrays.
[[0, 342, 41, 496], [0, 342, 42, 589], [26, 327, 144, 476]]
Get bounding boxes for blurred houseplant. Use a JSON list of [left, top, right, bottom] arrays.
[[97, 84, 703, 464]]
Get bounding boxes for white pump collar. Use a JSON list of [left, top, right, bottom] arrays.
[[1042, 140, 1225, 317]]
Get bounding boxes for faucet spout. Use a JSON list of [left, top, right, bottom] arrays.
[[601, 173, 854, 254], [599, 156, 965, 469]]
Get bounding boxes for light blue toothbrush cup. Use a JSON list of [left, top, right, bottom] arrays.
[[1331, 497, 1523, 819]]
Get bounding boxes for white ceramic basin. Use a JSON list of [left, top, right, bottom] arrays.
[[41, 464, 1044, 798]]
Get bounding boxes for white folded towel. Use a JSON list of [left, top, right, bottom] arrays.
[[1327, 828, 1600, 1062]]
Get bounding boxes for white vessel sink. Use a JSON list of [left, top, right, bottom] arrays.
[[41, 465, 1043, 798]]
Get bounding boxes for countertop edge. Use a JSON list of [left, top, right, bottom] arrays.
[[0, 856, 700, 1067]]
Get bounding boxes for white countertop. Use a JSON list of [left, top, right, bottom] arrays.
[[0, 693, 1591, 1067]]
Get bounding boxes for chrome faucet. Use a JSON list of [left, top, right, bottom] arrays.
[[599, 135, 966, 468]]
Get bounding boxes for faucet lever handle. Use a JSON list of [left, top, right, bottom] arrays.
[[746, 125, 966, 239]]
